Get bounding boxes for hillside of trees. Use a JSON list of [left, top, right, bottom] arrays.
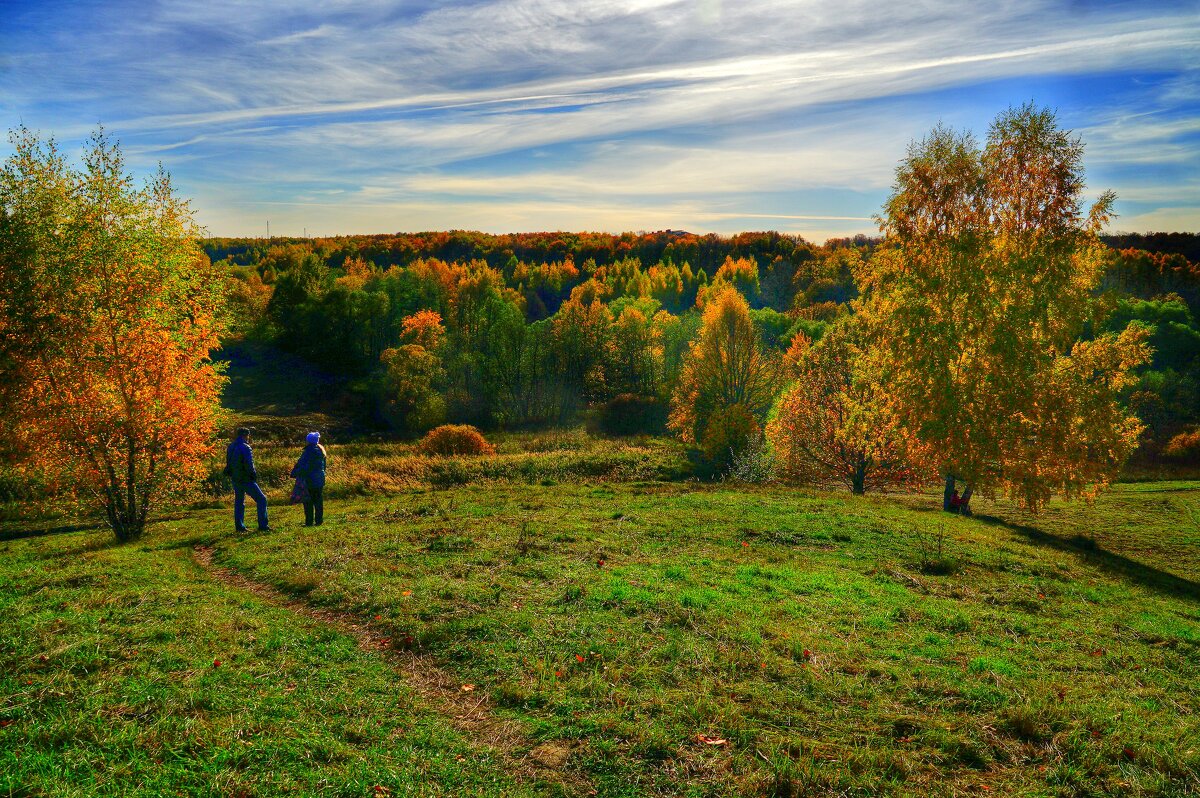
[[4, 107, 1196, 537], [210, 228, 1200, 468]]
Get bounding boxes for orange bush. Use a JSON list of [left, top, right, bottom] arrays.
[[1162, 429, 1200, 462], [418, 425, 496, 456]]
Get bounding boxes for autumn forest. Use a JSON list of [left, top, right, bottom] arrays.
[[3, 105, 1200, 797]]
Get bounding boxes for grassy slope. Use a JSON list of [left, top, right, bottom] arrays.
[[4, 479, 1198, 797], [0, 532, 543, 797]]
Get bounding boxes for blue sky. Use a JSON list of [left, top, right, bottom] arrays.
[[2, 0, 1197, 242]]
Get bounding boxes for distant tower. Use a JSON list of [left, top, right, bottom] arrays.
[[266, 219, 270, 240]]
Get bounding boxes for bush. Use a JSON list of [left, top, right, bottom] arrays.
[[1162, 429, 1200, 462], [725, 432, 775, 483], [418, 425, 496, 457], [698, 404, 759, 476], [594, 394, 669, 437]]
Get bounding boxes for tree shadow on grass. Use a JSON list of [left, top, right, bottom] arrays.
[[973, 512, 1200, 603], [0, 522, 109, 543]]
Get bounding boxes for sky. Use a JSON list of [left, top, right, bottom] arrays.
[[1, 0, 1198, 243]]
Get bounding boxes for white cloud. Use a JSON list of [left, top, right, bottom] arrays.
[[1109, 206, 1200, 234], [259, 24, 340, 47], [4, 0, 1197, 235]]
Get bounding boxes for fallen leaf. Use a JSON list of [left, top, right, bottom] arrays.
[[576, 654, 586, 663], [461, 684, 476, 692], [696, 734, 728, 746], [402, 590, 413, 597], [212, 660, 222, 668]]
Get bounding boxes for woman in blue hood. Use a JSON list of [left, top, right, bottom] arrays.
[[291, 431, 327, 526]]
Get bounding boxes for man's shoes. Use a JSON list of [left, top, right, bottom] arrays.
[[258, 525, 273, 532], [235, 526, 249, 533]]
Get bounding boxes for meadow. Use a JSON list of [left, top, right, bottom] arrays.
[[3, 437, 1198, 797]]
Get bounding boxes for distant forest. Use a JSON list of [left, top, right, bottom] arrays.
[[207, 229, 1200, 462]]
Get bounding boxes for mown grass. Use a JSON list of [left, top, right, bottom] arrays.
[[5, 475, 1198, 796]]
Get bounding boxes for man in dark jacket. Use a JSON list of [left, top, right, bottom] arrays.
[[225, 427, 270, 532]]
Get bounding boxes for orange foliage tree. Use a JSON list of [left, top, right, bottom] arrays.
[[670, 285, 779, 470], [379, 311, 447, 433], [857, 105, 1150, 513], [767, 321, 925, 494], [0, 128, 227, 541]]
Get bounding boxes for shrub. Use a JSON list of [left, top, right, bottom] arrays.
[[699, 404, 759, 476], [725, 432, 775, 483], [418, 425, 496, 457], [594, 394, 669, 437], [1162, 429, 1200, 462]]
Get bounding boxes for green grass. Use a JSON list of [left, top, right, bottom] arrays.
[[0, 533, 547, 797], [3, 477, 1199, 796]]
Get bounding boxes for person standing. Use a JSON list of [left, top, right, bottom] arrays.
[[225, 427, 271, 532], [291, 431, 327, 526]]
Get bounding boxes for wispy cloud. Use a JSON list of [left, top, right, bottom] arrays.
[[259, 24, 340, 47], [2, 0, 1197, 237]]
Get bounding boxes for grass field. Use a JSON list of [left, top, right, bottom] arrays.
[[3, 463, 1198, 797]]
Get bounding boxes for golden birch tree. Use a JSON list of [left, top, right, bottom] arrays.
[[857, 104, 1149, 513], [670, 285, 779, 470]]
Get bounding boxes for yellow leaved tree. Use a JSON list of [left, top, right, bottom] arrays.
[[670, 284, 779, 472], [767, 320, 927, 494], [856, 104, 1150, 513]]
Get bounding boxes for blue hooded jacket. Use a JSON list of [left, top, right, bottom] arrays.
[[291, 443, 327, 489]]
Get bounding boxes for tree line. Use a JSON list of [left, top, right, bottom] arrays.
[[3, 105, 1199, 540], [214, 162, 1200, 500]]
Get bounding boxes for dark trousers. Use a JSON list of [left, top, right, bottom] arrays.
[[304, 486, 324, 526], [233, 481, 269, 530]]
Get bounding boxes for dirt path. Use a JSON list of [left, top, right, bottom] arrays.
[[192, 545, 591, 796]]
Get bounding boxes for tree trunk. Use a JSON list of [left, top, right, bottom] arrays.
[[106, 490, 145, 543], [959, 484, 973, 516], [943, 474, 956, 512], [851, 465, 866, 495]]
